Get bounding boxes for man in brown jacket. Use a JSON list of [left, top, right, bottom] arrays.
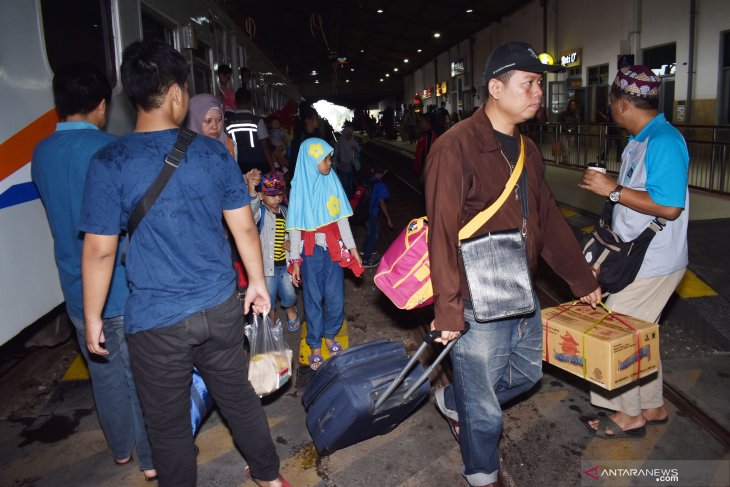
[[425, 42, 601, 487]]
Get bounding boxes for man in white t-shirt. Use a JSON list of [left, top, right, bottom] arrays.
[[579, 65, 689, 439]]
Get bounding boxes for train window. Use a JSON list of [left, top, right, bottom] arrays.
[[214, 23, 226, 62], [193, 64, 212, 95], [192, 43, 212, 94], [41, 0, 116, 86], [142, 11, 174, 46]]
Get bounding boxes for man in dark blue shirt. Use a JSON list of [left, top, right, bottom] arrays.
[[80, 40, 288, 487]]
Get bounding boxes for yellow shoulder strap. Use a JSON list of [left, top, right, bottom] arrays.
[[458, 136, 525, 241]]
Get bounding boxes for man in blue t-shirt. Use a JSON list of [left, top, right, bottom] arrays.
[[31, 64, 155, 480], [579, 65, 689, 440], [80, 40, 287, 487]]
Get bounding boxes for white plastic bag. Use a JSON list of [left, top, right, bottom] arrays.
[[245, 315, 293, 397]]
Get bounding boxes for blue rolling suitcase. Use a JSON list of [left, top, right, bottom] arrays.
[[303, 332, 457, 455]]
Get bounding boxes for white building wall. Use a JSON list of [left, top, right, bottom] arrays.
[[642, 0, 690, 103], [397, 0, 729, 123], [466, 0, 546, 103], [498, 1, 543, 50], [413, 68, 424, 97], [550, 0, 631, 80], [472, 27, 496, 102], [694, 0, 730, 99]]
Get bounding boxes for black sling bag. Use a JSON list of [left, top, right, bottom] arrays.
[[121, 128, 196, 264], [127, 127, 197, 238], [581, 201, 666, 294]]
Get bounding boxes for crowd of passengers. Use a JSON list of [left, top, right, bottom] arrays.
[[31, 36, 688, 487]]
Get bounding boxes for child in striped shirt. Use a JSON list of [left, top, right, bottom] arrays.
[[249, 174, 300, 331]]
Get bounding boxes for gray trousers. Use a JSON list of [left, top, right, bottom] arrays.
[[589, 268, 686, 416]]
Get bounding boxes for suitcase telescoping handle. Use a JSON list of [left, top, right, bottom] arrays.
[[373, 324, 468, 411]]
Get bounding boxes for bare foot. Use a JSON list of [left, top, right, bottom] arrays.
[[309, 348, 323, 370], [324, 339, 343, 356], [642, 406, 668, 422], [286, 308, 297, 322], [114, 455, 133, 465], [587, 412, 646, 436]]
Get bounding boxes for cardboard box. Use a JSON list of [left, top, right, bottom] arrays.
[[542, 303, 659, 390]]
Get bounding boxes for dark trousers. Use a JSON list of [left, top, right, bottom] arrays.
[[362, 213, 379, 262], [127, 291, 279, 487]]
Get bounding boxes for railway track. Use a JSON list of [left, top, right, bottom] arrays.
[[360, 135, 730, 450]]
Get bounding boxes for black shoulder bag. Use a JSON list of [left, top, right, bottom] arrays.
[[581, 201, 666, 294], [127, 128, 197, 238], [458, 136, 536, 322], [122, 128, 197, 262]]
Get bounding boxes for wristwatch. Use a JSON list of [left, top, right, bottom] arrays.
[[608, 185, 624, 203]]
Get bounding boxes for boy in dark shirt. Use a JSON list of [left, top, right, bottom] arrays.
[[361, 166, 393, 267]]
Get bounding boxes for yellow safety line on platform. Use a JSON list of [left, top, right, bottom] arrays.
[[675, 270, 718, 298], [62, 354, 90, 381], [299, 320, 349, 365], [560, 207, 578, 218], [663, 367, 703, 393]]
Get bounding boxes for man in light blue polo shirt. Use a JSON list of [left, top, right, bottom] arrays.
[[31, 63, 155, 480], [579, 65, 689, 439]]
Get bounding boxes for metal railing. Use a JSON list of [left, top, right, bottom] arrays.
[[521, 123, 730, 195]]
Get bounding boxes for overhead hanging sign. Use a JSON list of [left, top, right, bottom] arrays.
[[451, 59, 465, 77]]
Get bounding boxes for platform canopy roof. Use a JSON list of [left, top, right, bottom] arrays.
[[218, 0, 532, 107]]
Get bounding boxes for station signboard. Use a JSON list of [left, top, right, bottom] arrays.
[[560, 49, 582, 68]]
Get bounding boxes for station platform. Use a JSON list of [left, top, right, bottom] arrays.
[[0, 134, 728, 486], [360, 134, 730, 485], [362, 133, 730, 350]]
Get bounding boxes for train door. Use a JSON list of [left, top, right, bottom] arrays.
[[0, 0, 120, 345]]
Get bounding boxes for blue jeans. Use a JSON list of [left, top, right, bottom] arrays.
[[69, 315, 153, 471], [443, 302, 543, 486], [265, 265, 297, 310], [362, 213, 379, 262], [301, 245, 344, 349]]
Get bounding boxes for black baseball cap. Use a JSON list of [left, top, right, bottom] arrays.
[[484, 42, 564, 81]]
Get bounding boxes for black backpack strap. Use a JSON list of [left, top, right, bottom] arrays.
[[127, 128, 197, 238]]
